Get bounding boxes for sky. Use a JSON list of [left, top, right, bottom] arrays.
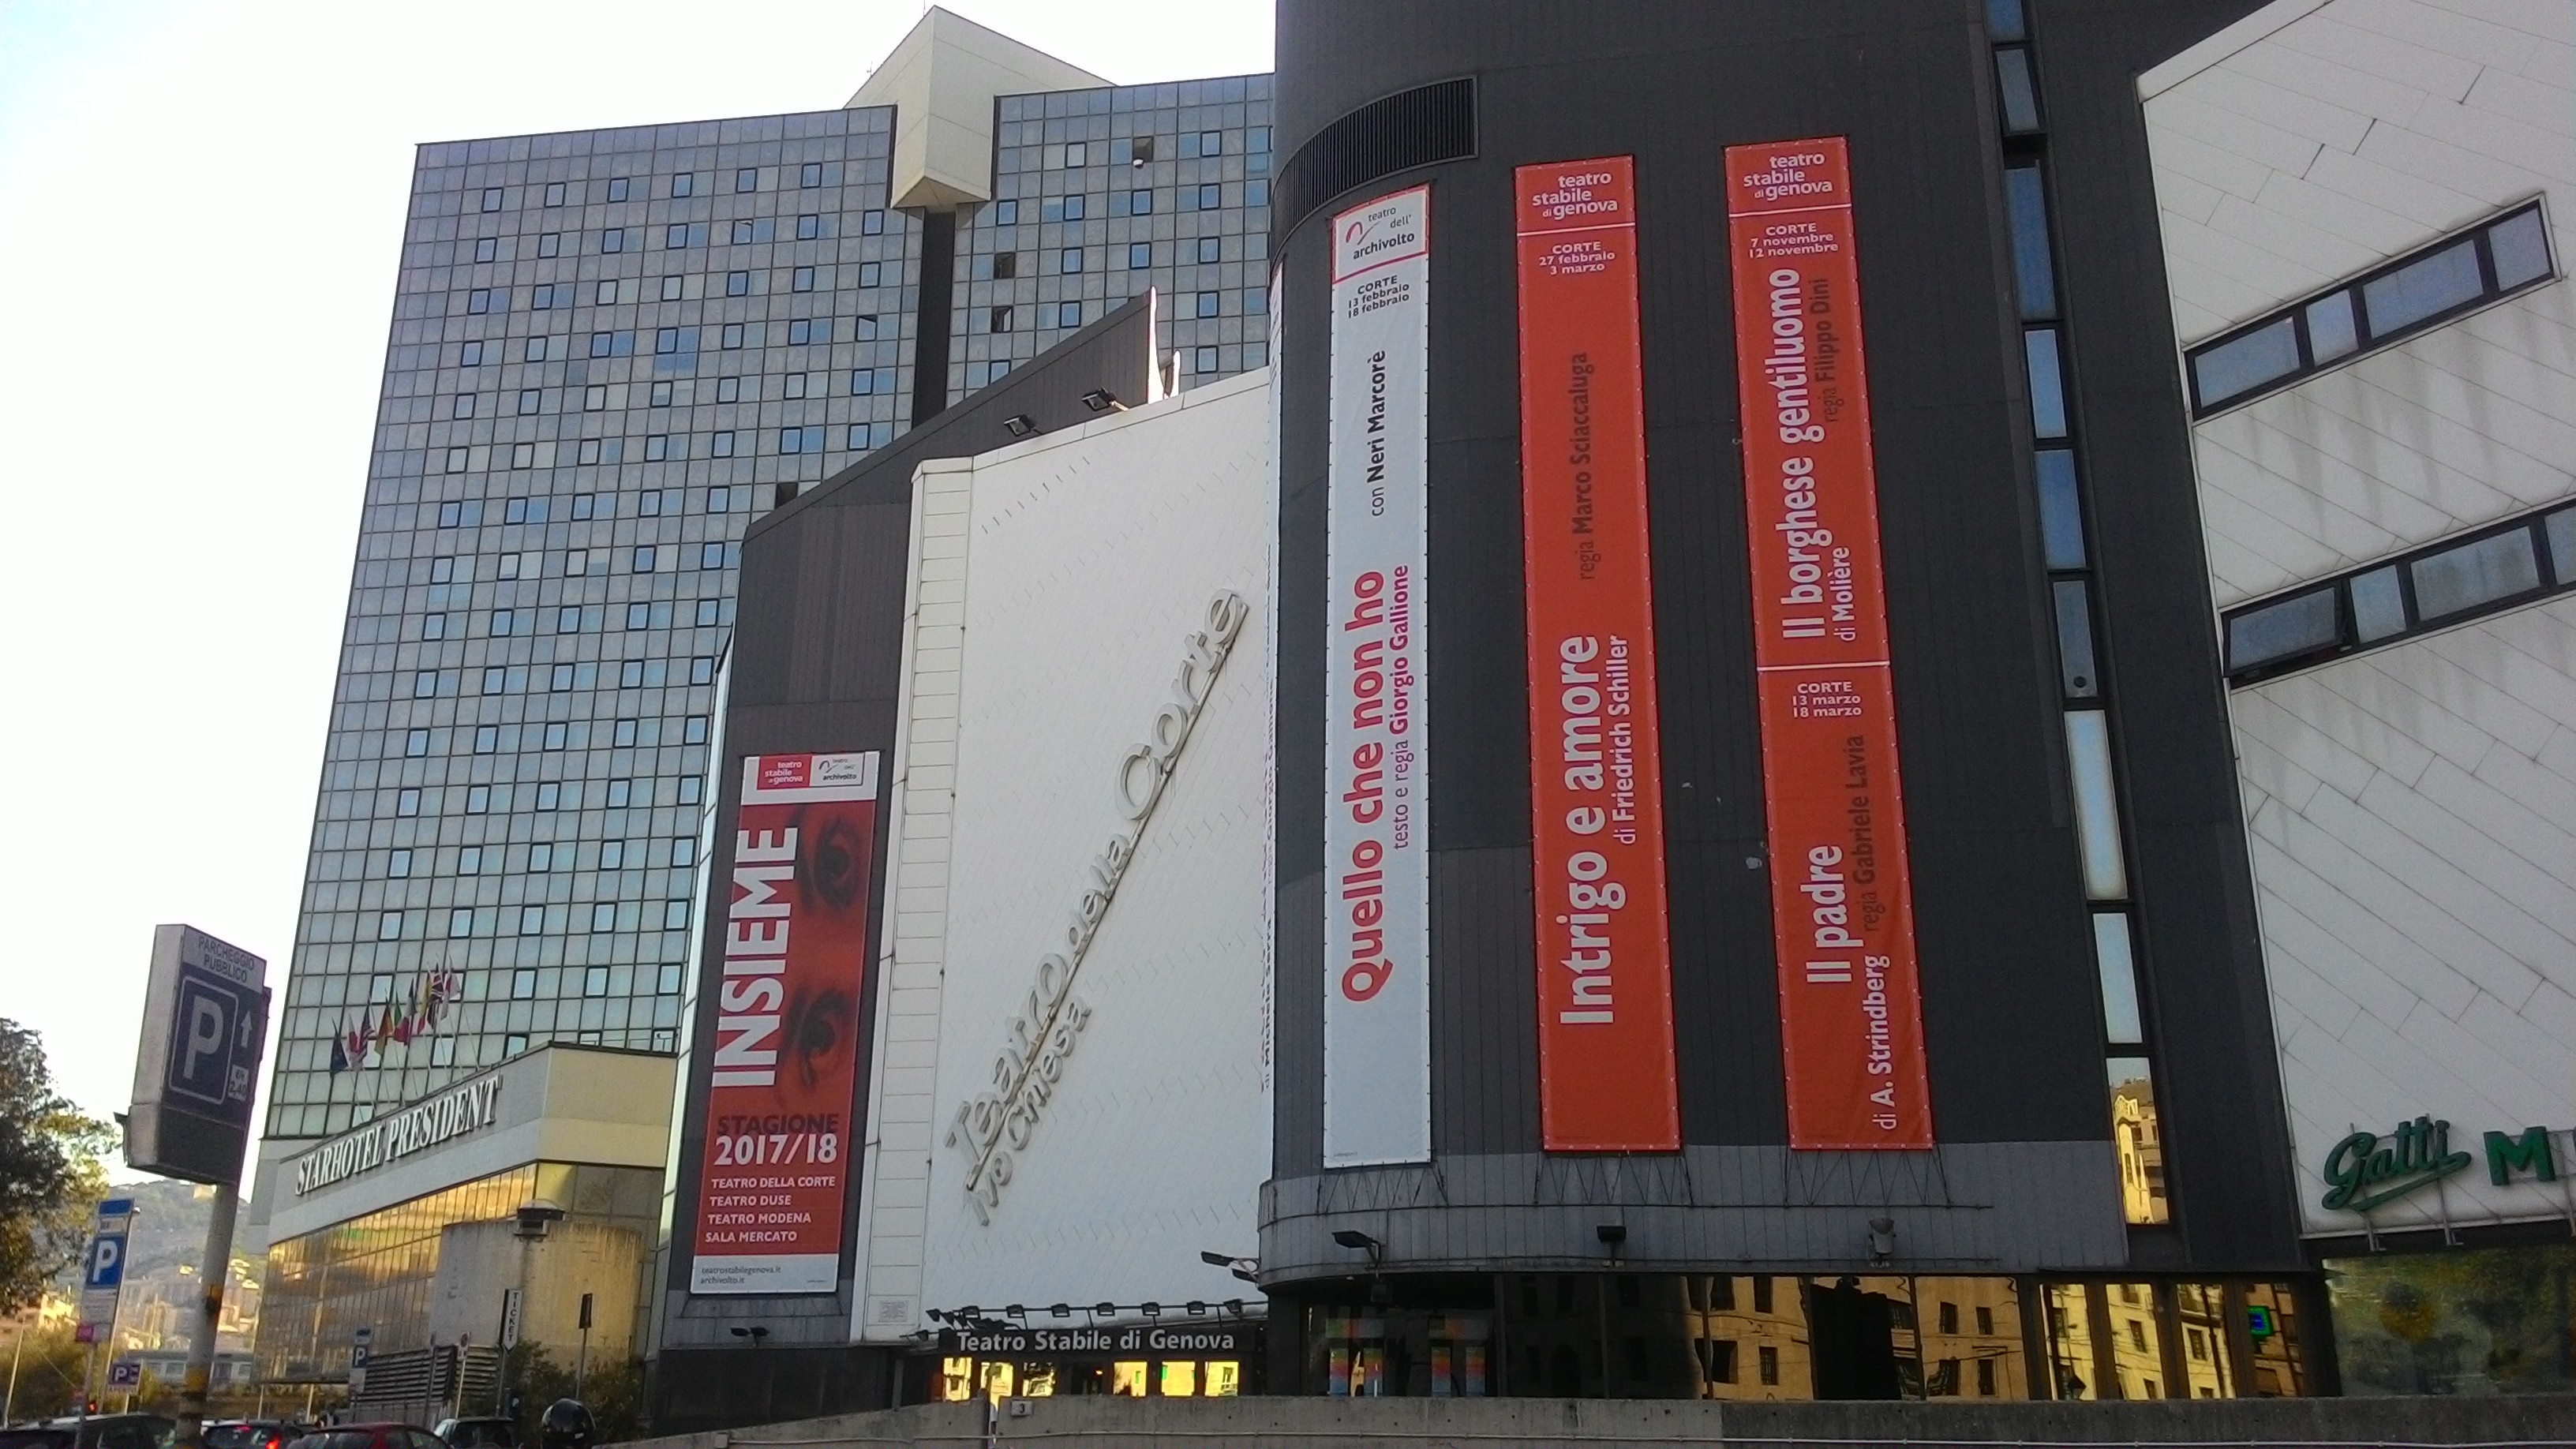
[[0, 0, 1271, 1178]]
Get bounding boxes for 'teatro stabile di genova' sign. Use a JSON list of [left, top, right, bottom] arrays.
[[2320, 1116, 2561, 1214]]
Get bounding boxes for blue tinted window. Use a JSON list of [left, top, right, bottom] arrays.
[[2226, 588, 2338, 672], [2189, 317, 2297, 410], [2003, 163, 2055, 320], [1995, 48, 2041, 133], [2024, 328, 2069, 439], [2409, 527, 2539, 620], [2035, 448, 2086, 570], [2361, 240, 2482, 335], [2488, 208, 2552, 290], [2348, 566, 2405, 642], [2052, 579, 2099, 698], [2305, 291, 2358, 362]]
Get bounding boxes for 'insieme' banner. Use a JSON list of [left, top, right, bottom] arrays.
[[691, 751, 882, 1292], [1514, 156, 1681, 1151], [1322, 185, 1432, 1168], [1723, 138, 1934, 1149]]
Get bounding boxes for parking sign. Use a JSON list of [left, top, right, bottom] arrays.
[[75, 1197, 135, 1343], [125, 927, 268, 1184], [167, 964, 261, 1115]]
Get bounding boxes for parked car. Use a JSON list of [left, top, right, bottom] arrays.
[[208, 1422, 306, 1449], [0, 1413, 175, 1449], [429, 1421, 513, 1449], [283, 1426, 447, 1449]]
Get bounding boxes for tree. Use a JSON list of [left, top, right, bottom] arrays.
[[500, 1345, 646, 1443], [2, 1324, 99, 1421], [0, 1020, 118, 1315]]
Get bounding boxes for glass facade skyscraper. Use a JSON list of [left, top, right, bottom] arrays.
[[260, 78, 1270, 1148], [950, 76, 1273, 394]]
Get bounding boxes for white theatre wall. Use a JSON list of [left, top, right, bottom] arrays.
[[855, 369, 1273, 1336]]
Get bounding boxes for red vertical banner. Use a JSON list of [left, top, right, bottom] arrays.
[[690, 751, 882, 1292], [1516, 157, 1680, 1151], [1723, 138, 1934, 1149]]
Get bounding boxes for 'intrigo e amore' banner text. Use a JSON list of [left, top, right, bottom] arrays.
[[1515, 156, 1681, 1151], [691, 751, 882, 1292], [1723, 138, 1933, 1149], [1323, 185, 1432, 1168]]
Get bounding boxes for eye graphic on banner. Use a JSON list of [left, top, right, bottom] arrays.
[[1723, 137, 1934, 1151], [1513, 155, 1681, 1153]]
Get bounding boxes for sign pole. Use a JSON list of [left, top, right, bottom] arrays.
[[122, 927, 268, 1449], [174, 1182, 241, 1446]]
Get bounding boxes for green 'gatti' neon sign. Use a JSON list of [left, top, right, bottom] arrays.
[[2321, 1117, 2473, 1212], [2320, 1118, 2563, 1213]]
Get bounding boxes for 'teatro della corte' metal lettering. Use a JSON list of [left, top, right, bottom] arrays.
[[945, 590, 1252, 1225]]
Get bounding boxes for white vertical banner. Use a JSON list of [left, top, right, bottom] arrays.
[[1323, 184, 1432, 1167], [1264, 262, 1285, 1120]]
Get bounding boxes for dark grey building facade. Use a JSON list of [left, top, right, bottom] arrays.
[[1263, 0, 2320, 1403]]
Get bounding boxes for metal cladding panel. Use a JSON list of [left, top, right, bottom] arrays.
[[1270, 0, 2298, 1271], [1262, 1142, 2128, 1279]]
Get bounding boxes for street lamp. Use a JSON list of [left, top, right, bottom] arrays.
[[1200, 1251, 1260, 1284]]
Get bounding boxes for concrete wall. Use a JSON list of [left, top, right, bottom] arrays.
[[610, 1392, 2576, 1449], [433, 1216, 644, 1357]]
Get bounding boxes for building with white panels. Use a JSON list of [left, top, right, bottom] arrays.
[[2145, 0, 2576, 1398], [863, 368, 1272, 1398]]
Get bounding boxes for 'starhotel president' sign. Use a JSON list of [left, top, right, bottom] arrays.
[[293, 1075, 502, 1196]]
